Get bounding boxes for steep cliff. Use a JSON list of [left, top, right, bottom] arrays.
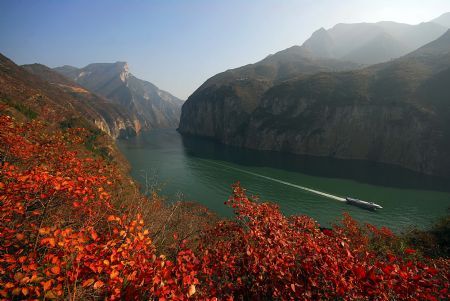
[[22, 63, 140, 138], [178, 46, 359, 144], [179, 30, 450, 177], [54, 62, 183, 130]]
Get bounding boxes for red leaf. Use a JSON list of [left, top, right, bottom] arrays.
[[405, 248, 416, 255], [82, 279, 94, 287], [42, 280, 52, 291], [21, 287, 29, 296], [91, 230, 98, 241], [93, 280, 104, 289], [354, 266, 366, 279], [50, 266, 60, 275], [188, 284, 196, 297], [290, 283, 296, 292]]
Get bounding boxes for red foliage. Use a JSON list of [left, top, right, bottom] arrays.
[[196, 185, 449, 300], [0, 115, 198, 300], [0, 114, 449, 300]]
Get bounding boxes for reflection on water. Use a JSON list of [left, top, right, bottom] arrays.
[[117, 129, 450, 232], [181, 134, 450, 193]]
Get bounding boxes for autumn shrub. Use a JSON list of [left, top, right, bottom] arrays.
[[1, 113, 449, 300], [0, 115, 199, 300], [1, 97, 37, 120], [402, 213, 450, 258], [196, 184, 450, 300]]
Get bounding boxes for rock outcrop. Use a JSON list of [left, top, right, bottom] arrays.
[[22, 63, 140, 138], [54, 62, 183, 131], [178, 46, 360, 145]]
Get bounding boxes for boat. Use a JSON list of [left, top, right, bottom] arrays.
[[345, 197, 383, 211]]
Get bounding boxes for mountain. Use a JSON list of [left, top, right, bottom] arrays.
[[21, 63, 140, 138], [302, 20, 447, 64], [54, 62, 183, 130], [178, 45, 360, 145], [299, 28, 335, 58], [431, 12, 450, 28], [179, 30, 450, 177], [0, 54, 142, 140], [179, 16, 449, 146]]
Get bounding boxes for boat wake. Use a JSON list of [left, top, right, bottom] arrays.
[[203, 160, 346, 202]]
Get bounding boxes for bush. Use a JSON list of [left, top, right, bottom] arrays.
[[1, 97, 37, 119], [0, 114, 448, 300], [403, 213, 450, 258]]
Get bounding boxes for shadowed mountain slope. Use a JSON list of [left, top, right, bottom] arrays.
[[179, 30, 450, 177]]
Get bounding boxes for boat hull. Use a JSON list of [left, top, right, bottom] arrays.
[[346, 197, 382, 211]]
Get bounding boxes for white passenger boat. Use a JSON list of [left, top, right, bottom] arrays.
[[346, 197, 383, 211]]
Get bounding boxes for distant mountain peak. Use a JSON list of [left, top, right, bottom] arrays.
[[431, 12, 450, 28], [114, 61, 129, 73], [84, 61, 129, 71], [54, 61, 183, 130], [299, 17, 448, 64], [70, 61, 131, 83], [301, 27, 334, 58], [115, 61, 128, 67], [315, 27, 327, 33]]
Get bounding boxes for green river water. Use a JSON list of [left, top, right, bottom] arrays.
[[117, 129, 450, 232]]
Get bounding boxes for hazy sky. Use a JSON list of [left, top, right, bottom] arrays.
[[1, 0, 449, 99]]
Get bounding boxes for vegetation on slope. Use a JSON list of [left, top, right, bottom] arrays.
[[1, 104, 448, 300], [54, 62, 183, 130], [0, 105, 213, 300], [21, 63, 140, 139]]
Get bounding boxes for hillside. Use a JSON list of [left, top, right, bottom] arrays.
[[0, 109, 448, 299], [1, 54, 141, 142], [54, 62, 184, 130], [21, 63, 141, 138], [0, 51, 213, 299], [178, 46, 359, 144], [179, 30, 450, 177]]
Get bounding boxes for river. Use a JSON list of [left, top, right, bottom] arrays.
[[117, 129, 450, 232]]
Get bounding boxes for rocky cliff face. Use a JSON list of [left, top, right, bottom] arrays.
[[54, 62, 183, 131], [22, 63, 140, 139], [178, 46, 360, 144], [179, 30, 450, 177], [244, 101, 447, 176]]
